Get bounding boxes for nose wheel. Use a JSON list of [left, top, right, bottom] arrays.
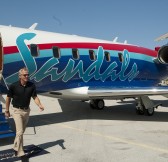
[[90, 99, 105, 110]]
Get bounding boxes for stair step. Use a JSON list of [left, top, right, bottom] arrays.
[[0, 104, 2, 112], [0, 122, 12, 131], [0, 130, 13, 134], [0, 113, 5, 121], [0, 121, 8, 124], [0, 132, 15, 139], [0, 104, 15, 139]]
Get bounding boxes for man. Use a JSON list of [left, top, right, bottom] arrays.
[[5, 67, 44, 160]]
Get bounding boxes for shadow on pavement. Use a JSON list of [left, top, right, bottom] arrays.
[[0, 139, 65, 158], [26, 99, 168, 128]]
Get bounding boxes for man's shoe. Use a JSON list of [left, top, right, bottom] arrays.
[[12, 149, 17, 156], [20, 155, 29, 162]]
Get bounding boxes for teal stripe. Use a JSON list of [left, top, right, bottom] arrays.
[[4, 49, 153, 64], [4, 53, 21, 64]]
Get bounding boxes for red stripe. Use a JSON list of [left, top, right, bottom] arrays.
[[4, 46, 19, 54], [4, 42, 157, 57]]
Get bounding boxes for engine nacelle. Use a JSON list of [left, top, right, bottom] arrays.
[[157, 44, 168, 64]]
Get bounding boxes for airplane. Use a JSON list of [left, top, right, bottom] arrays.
[[0, 23, 168, 116]]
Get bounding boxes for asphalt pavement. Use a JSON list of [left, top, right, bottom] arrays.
[[1, 95, 168, 162]]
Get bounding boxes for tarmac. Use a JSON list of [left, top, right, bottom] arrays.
[[1, 95, 168, 162]]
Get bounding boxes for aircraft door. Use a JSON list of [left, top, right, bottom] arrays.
[[0, 33, 3, 80]]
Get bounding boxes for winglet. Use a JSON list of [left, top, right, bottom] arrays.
[[29, 23, 38, 30], [155, 33, 168, 41]]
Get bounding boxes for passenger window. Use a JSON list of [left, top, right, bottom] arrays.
[[104, 51, 110, 62], [52, 46, 61, 58], [89, 50, 96, 60], [118, 53, 123, 62], [72, 48, 79, 60], [30, 44, 39, 57]]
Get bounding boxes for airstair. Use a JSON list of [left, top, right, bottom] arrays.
[[0, 103, 15, 139], [0, 34, 2, 81], [0, 34, 15, 139]]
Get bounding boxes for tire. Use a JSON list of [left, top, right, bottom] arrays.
[[89, 100, 96, 109], [96, 99, 105, 110], [136, 108, 144, 115], [89, 99, 105, 110], [144, 107, 154, 116]]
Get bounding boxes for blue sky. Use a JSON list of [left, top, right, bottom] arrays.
[[0, 0, 168, 49]]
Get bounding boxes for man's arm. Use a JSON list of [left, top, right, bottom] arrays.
[[5, 96, 11, 118], [33, 96, 44, 111]]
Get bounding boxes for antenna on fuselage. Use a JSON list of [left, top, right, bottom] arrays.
[[124, 40, 127, 44], [113, 37, 118, 42], [29, 23, 38, 30]]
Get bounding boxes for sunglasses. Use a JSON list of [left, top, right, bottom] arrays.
[[22, 74, 29, 77]]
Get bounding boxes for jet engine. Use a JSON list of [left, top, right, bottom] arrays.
[[157, 44, 168, 64]]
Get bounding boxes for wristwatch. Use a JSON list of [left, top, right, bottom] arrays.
[[5, 110, 9, 113]]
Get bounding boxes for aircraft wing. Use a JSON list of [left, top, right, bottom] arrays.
[[88, 87, 168, 99], [50, 86, 168, 100]]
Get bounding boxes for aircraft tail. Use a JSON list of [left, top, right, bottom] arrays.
[[155, 32, 168, 41]]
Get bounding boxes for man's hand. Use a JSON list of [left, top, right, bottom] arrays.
[[5, 111, 10, 118], [39, 105, 44, 112], [34, 96, 44, 112]]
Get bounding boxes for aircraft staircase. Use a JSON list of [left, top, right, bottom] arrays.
[[0, 33, 15, 138], [0, 103, 15, 139]]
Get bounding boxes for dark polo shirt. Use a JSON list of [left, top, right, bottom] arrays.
[[7, 81, 37, 108]]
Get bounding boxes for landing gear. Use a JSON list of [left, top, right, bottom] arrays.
[[89, 99, 105, 110], [135, 96, 161, 116], [135, 102, 145, 115], [144, 107, 154, 116], [136, 103, 154, 116]]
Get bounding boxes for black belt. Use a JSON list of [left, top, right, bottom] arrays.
[[13, 106, 29, 110]]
